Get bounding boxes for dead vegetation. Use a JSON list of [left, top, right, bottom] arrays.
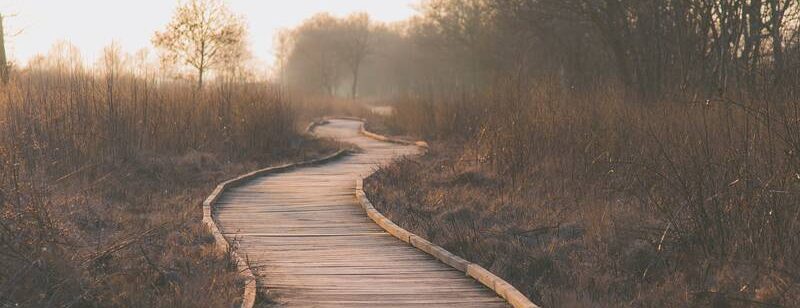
[[366, 79, 800, 307], [312, 1, 800, 306], [5, 0, 800, 306], [0, 57, 336, 306]]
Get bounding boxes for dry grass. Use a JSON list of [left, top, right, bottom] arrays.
[[0, 67, 338, 306], [365, 78, 800, 307]]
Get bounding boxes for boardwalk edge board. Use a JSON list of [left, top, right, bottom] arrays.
[[203, 139, 349, 308], [354, 119, 540, 308]]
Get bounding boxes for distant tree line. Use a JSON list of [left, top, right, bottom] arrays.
[[279, 0, 800, 100], [276, 12, 373, 99], [307, 1, 800, 306]]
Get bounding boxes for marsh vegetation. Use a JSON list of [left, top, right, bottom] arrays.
[[274, 0, 800, 306], [3, 0, 800, 307]]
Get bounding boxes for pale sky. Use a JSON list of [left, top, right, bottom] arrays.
[[0, 0, 418, 68]]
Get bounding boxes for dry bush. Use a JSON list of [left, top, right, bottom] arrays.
[[0, 65, 336, 306], [366, 78, 800, 307]]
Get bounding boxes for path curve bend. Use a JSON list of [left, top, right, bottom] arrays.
[[214, 119, 510, 307]]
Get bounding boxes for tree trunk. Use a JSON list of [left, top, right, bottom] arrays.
[[351, 64, 360, 100], [198, 40, 206, 89], [0, 14, 8, 84], [198, 66, 204, 89], [769, 0, 786, 83], [608, 37, 633, 88], [583, 0, 634, 89]]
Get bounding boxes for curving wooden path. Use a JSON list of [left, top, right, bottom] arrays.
[[214, 119, 509, 307]]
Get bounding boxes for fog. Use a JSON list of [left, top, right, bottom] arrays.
[[1, 0, 416, 66]]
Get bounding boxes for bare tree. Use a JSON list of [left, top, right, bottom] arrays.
[[274, 29, 293, 87], [153, 0, 245, 89], [767, 0, 795, 82], [283, 13, 344, 96], [0, 13, 8, 84], [99, 42, 126, 156], [339, 13, 372, 100]]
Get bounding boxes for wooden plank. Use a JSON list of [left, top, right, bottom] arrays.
[[215, 119, 510, 307]]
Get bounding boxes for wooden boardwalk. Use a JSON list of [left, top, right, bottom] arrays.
[[214, 119, 509, 307]]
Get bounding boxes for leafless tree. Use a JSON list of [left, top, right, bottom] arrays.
[[339, 13, 372, 100], [0, 13, 8, 84], [99, 42, 126, 157], [283, 13, 344, 96], [153, 0, 245, 89], [767, 0, 795, 82], [274, 29, 293, 87]]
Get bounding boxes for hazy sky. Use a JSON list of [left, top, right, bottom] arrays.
[[1, 0, 418, 67]]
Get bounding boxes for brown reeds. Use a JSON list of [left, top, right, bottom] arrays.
[[366, 78, 800, 307]]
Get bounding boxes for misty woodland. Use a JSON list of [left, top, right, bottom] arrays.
[[1, 0, 800, 307]]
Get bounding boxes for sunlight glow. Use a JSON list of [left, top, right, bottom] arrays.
[[0, 0, 418, 66]]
